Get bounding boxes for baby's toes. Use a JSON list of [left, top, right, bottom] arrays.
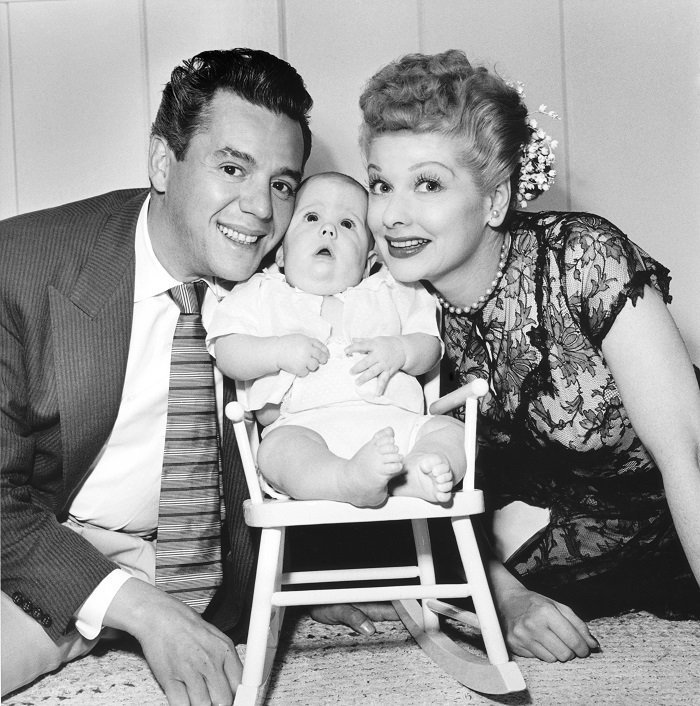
[[419, 458, 448, 477], [373, 427, 395, 445], [434, 488, 453, 504]]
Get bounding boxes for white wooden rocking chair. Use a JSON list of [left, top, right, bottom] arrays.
[[225, 375, 525, 705]]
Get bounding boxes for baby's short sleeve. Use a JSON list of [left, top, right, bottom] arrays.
[[206, 274, 266, 355], [559, 214, 671, 346], [386, 274, 441, 339]]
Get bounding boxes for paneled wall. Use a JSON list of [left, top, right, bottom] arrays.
[[1, 0, 698, 361]]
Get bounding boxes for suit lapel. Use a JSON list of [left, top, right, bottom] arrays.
[[51, 191, 147, 498]]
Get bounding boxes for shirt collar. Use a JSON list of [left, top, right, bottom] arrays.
[[133, 195, 181, 302], [134, 195, 234, 303]]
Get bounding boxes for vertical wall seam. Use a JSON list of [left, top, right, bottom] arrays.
[[417, 0, 424, 52], [558, 0, 572, 211], [277, 0, 287, 60], [138, 0, 151, 145], [6, 3, 19, 214]]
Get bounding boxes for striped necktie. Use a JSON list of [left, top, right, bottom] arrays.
[[155, 281, 223, 611]]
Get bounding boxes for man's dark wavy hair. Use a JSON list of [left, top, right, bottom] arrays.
[[151, 48, 312, 165]]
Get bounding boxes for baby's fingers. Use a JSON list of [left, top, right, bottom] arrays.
[[349, 356, 375, 376], [345, 339, 372, 357], [311, 340, 330, 362], [374, 371, 391, 395]]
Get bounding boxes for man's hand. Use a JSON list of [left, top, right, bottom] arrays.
[[345, 337, 406, 394], [104, 578, 241, 705], [497, 584, 599, 662], [309, 602, 399, 636], [276, 334, 329, 377]]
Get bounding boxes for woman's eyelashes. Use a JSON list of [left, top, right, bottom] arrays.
[[368, 175, 390, 194], [367, 173, 443, 194], [414, 172, 443, 192]]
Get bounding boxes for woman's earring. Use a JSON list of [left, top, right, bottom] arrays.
[[491, 209, 499, 219]]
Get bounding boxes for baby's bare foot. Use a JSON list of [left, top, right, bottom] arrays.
[[401, 452, 455, 503], [342, 427, 403, 507]]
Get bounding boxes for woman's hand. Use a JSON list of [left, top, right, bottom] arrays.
[[309, 602, 399, 635], [345, 336, 406, 394], [497, 583, 599, 662]]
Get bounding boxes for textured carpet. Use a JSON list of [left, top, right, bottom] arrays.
[[3, 609, 699, 705]]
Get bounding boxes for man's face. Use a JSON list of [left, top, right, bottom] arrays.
[[150, 91, 305, 282], [279, 176, 371, 296]]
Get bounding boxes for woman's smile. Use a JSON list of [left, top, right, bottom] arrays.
[[383, 236, 430, 258]]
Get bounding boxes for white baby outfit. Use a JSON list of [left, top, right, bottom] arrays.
[[207, 267, 441, 459]]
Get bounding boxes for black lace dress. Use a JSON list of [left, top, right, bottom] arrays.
[[439, 211, 697, 614]]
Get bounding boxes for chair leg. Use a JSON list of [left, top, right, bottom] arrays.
[[410, 518, 440, 632], [450, 517, 508, 665], [235, 526, 285, 706]]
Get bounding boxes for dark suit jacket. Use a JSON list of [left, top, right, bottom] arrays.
[[0, 190, 255, 643]]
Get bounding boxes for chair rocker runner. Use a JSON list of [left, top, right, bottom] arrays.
[[225, 377, 525, 705]]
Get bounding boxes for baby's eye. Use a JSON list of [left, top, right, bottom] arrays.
[[340, 219, 355, 229], [304, 213, 318, 222]]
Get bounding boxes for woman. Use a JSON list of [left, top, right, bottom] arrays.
[[357, 49, 700, 662]]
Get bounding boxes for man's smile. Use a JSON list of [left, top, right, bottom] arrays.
[[217, 223, 264, 245]]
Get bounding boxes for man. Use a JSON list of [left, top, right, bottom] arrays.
[[1, 48, 312, 705]]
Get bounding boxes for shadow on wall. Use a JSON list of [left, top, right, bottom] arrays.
[[305, 137, 362, 182]]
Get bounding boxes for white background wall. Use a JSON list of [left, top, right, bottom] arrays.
[[1, 0, 698, 362]]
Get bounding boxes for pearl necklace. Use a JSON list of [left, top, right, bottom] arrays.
[[436, 234, 509, 316]]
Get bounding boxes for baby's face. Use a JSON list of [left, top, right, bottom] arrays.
[[280, 175, 372, 295]]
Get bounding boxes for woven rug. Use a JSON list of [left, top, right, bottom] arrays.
[[3, 609, 699, 705]]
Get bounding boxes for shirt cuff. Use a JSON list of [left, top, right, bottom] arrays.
[[74, 569, 132, 639]]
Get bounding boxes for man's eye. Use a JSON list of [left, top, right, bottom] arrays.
[[305, 213, 318, 222], [340, 219, 355, 229], [272, 181, 294, 198], [222, 165, 243, 177]]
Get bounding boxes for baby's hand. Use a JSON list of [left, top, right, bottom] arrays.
[[277, 334, 329, 377], [345, 337, 407, 395]]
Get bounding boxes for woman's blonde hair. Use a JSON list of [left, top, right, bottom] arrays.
[[359, 50, 529, 201]]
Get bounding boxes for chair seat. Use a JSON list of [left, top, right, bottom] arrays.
[[243, 489, 485, 528]]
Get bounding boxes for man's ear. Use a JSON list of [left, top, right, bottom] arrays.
[[487, 179, 511, 228], [275, 245, 285, 269], [149, 135, 172, 194]]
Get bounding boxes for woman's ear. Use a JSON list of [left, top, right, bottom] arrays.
[[149, 136, 171, 193], [487, 179, 511, 228]]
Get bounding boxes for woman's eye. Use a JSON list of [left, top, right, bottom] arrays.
[[340, 219, 354, 229], [223, 165, 243, 177], [416, 178, 442, 193], [368, 179, 390, 195], [305, 213, 318, 222]]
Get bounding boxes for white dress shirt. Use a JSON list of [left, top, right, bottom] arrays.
[[71, 196, 228, 638]]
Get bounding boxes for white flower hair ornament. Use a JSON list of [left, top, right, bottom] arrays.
[[509, 82, 561, 208]]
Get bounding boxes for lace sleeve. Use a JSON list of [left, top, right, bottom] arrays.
[[559, 213, 671, 346]]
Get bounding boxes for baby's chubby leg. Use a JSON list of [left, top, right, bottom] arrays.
[[391, 416, 466, 503], [257, 426, 404, 507]]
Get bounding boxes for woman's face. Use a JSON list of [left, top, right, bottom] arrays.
[[366, 131, 492, 294]]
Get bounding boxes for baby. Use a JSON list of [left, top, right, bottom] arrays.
[[208, 172, 466, 507]]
